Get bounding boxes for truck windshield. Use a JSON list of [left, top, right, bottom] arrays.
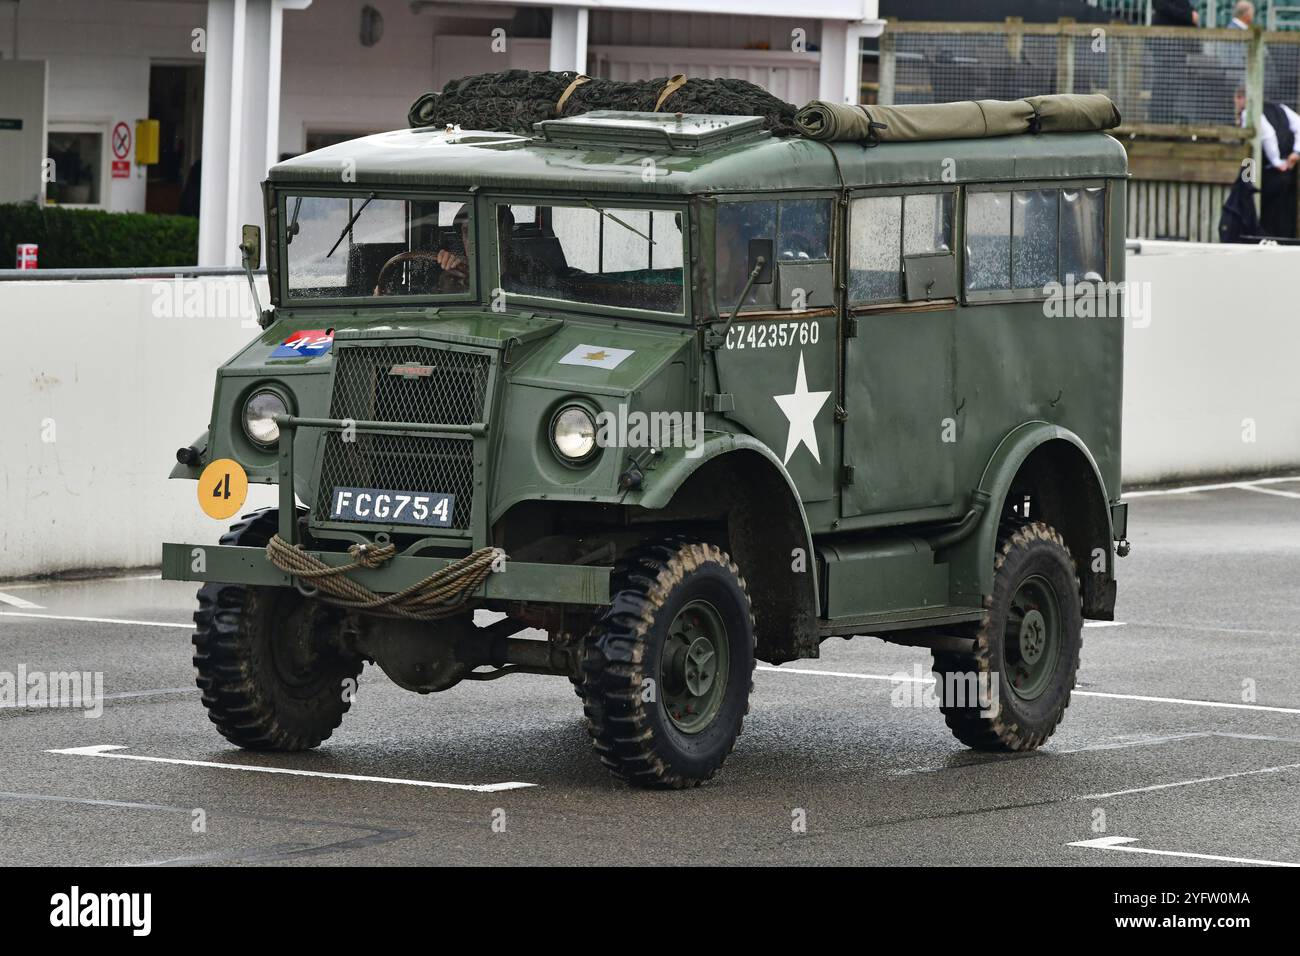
[[495, 202, 685, 314], [284, 194, 473, 300]]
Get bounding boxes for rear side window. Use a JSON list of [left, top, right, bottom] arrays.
[[1060, 186, 1106, 281], [848, 191, 954, 303], [964, 184, 1107, 295]]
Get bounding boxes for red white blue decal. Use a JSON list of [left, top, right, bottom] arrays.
[[272, 329, 333, 358]]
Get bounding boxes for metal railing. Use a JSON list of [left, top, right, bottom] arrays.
[[873, 21, 1296, 138], [0, 266, 259, 281], [1093, 0, 1300, 29]]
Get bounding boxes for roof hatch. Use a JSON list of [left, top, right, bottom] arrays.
[[533, 110, 767, 153]]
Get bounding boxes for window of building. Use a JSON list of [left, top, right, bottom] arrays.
[[46, 126, 106, 207]]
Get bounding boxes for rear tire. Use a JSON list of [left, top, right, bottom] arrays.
[[581, 539, 755, 789], [931, 521, 1082, 751], [191, 509, 363, 751]]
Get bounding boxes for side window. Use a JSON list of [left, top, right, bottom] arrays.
[[848, 196, 902, 301], [903, 193, 954, 256], [716, 198, 832, 309], [1012, 189, 1059, 289], [849, 191, 954, 303], [778, 199, 832, 261], [965, 192, 1012, 292], [964, 184, 1107, 295], [1060, 186, 1106, 281], [716, 201, 777, 308]]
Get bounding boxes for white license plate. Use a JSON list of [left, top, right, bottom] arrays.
[[328, 487, 455, 527]]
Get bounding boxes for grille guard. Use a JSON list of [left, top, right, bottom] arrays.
[[273, 413, 487, 549]]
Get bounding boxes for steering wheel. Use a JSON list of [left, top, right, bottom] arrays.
[[373, 249, 452, 296]]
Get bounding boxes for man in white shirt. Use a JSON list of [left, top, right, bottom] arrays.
[[1236, 86, 1300, 236], [1228, 1, 1254, 29]]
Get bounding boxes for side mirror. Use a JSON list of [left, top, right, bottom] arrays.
[[747, 237, 773, 284], [240, 224, 262, 270]]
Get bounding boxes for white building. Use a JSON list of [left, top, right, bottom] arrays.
[[0, 0, 881, 265]]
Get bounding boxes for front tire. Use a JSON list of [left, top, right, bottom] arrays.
[[581, 539, 755, 789], [191, 509, 363, 751], [932, 521, 1082, 751]]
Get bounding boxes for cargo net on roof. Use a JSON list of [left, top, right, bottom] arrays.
[[408, 69, 800, 137]]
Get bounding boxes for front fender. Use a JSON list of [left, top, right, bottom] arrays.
[[626, 431, 820, 622]]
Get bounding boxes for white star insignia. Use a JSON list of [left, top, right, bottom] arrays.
[[773, 350, 831, 465]]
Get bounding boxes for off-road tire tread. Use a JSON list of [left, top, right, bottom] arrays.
[[933, 521, 1082, 752], [581, 538, 755, 789], [191, 508, 362, 751]]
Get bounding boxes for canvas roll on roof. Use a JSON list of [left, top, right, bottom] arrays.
[[794, 93, 1120, 143]]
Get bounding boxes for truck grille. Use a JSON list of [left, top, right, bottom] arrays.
[[316, 343, 489, 531], [328, 344, 489, 425]]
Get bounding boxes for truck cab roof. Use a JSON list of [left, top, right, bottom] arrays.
[[268, 110, 1129, 197]]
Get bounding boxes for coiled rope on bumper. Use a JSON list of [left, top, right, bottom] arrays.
[[265, 533, 504, 620]]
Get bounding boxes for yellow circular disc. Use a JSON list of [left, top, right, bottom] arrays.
[[198, 458, 249, 520]]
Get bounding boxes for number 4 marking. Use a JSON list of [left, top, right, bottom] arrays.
[[212, 473, 231, 499]]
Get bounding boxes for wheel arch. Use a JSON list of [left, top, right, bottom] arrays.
[[950, 422, 1116, 619], [626, 435, 820, 664]]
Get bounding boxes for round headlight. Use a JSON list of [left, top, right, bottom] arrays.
[[243, 390, 287, 447], [551, 405, 597, 462]]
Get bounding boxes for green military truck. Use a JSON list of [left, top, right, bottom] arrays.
[[164, 99, 1130, 789]]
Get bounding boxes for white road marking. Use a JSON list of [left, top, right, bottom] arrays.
[[1124, 475, 1300, 498], [0, 572, 163, 590], [47, 745, 536, 793], [0, 591, 44, 610], [1074, 690, 1300, 715], [9, 613, 1294, 715], [1079, 761, 1300, 800], [0, 611, 190, 628], [1236, 484, 1300, 500], [1068, 835, 1300, 867], [100, 687, 196, 701], [757, 666, 1300, 713]]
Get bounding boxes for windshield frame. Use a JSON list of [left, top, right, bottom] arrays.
[[274, 186, 479, 308], [487, 194, 692, 325]]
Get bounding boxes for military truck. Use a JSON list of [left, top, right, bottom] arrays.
[[164, 104, 1129, 789]]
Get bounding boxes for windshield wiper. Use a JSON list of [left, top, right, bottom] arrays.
[[584, 199, 655, 244], [286, 197, 303, 246], [326, 192, 376, 258]]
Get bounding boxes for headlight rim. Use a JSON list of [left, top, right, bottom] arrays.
[[548, 402, 600, 466], [241, 387, 290, 449]]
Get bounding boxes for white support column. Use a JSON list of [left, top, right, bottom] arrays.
[[549, 5, 589, 74], [818, 19, 872, 105], [199, 0, 312, 267]]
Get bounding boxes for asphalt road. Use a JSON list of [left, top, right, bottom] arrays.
[[2, 476, 1298, 867]]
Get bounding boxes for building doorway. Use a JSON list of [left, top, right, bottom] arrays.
[[146, 63, 204, 216]]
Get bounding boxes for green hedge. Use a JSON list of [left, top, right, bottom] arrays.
[[0, 203, 198, 269]]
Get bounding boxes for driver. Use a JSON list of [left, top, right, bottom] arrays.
[[435, 204, 515, 292]]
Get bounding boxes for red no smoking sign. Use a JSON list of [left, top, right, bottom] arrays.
[[112, 122, 131, 159]]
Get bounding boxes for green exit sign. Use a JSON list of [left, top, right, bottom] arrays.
[[0, 119, 24, 131]]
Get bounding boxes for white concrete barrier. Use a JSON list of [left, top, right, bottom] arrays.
[[0, 246, 1297, 578], [1123, 242, 1300, 484], [0, 275, 276, 579]]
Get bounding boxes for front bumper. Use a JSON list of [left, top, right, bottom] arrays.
[[160, 541, 611, 606]]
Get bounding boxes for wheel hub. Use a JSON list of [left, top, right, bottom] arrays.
[[661, 600, 729, 734], [1018, 609, 1047, 664], [682, 636, 716, 696], [1003, 575, 1062, 701]]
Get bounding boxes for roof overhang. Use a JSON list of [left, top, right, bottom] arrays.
[[411, 0, 879, 22]]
